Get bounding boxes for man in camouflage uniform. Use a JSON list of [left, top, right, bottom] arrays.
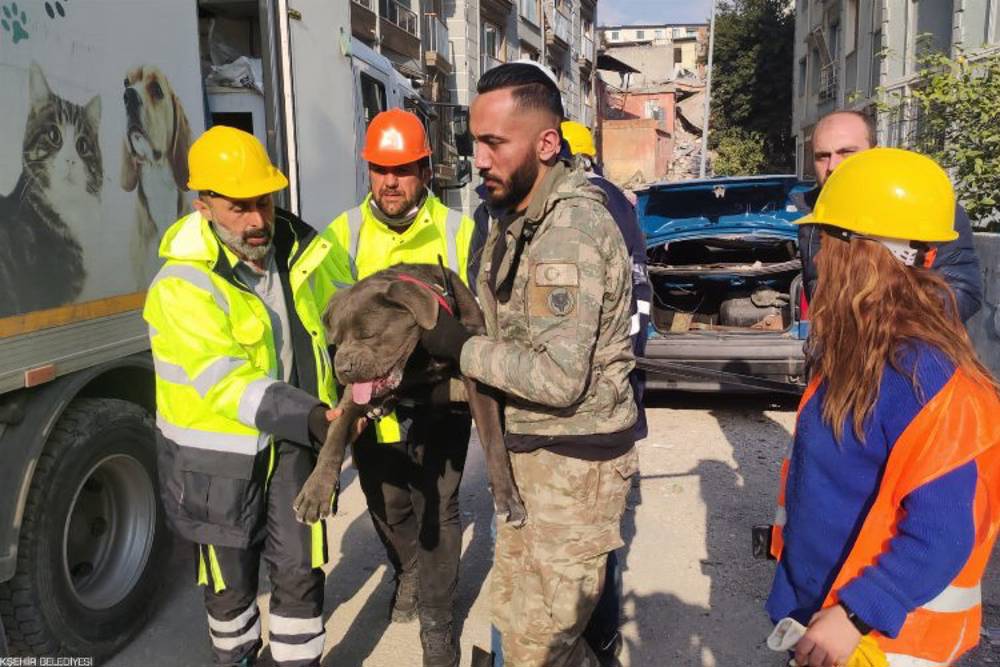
[[421, 63, 639, 666]]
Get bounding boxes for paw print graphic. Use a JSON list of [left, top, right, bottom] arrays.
[[44, 0, 67, 19], [0, 2, 29, 44]]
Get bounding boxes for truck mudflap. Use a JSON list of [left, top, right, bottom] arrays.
[[636, 356, 805, 395]]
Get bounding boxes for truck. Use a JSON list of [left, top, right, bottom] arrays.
[[0, 0, 469, 658]]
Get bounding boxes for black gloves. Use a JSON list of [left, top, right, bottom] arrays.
[[420, 309, 472, 364], [307, 404, 331, 450]]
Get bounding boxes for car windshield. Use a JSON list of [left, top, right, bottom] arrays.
[[643, 182, 793, 222]]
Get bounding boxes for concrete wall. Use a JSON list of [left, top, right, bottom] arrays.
[[970, 233, 1000, 377], [601, 119, 672, 186], [604, 44, 674, 86]]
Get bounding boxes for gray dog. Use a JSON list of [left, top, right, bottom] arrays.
[[293, 263, 527, 528]]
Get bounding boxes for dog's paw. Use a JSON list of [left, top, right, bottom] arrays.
[[293, 473, 338, 524]]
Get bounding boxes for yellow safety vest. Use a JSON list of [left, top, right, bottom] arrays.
[[327, 191, 475, 442], [144, 211, 353, 561]]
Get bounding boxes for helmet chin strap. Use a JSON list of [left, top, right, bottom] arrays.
[[817, 224, 935, 268]]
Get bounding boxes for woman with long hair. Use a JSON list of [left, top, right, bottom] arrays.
[[765, 148, 1000, 667]]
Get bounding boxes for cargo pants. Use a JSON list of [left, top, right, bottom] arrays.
[[491, 446, 639, 666]]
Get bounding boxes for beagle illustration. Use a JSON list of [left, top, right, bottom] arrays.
[[121, 65, 192, 286]]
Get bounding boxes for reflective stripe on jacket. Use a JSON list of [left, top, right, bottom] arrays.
[[327, 191, 475, 442], [144, 210, 353, 548], [771, 371, 1000, 664]]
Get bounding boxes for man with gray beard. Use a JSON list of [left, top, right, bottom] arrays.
[[145, 126, 354, 667]]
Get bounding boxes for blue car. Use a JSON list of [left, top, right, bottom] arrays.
[[638, 175, 814, 392]]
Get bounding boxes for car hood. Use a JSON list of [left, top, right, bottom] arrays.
[[636, 176, 813, 246]]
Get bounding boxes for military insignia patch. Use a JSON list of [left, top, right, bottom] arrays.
[[547, 287, 576, 316]]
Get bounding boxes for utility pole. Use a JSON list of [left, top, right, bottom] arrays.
[[699, 0, 717, 178]]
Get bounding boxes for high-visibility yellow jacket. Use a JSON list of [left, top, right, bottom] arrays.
[[327, 191, 475, 442], [144, 209, 353, 550]]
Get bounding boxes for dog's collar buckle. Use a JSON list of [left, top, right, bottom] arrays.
[[397, 273, 454, 316]]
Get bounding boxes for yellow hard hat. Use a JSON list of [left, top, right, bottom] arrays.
[[187, 126, 289, 199], [561, 120, 597, 157], [797, 147, 957, 243]]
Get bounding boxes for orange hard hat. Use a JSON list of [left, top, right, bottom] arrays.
[[362, 108, 432, 167]]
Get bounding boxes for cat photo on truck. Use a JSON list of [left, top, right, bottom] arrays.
[[0, 61, 102, 318]]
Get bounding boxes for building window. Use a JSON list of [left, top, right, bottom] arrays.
[[521, 44, 539, 61], [798, 57, 807, 97], [674, 47, 683, 63], [636, 29, 645, 40], [359, 73, 387, 127], [655, 29, 664, 38], [520, 0, 539, 25], [482, 21, 501, 58], [846, 0, 859, 54], [914, 0, 953, 56], [673, 27, 683, 38], [610, 30, 619, 41], [686, 26, 696, 34]]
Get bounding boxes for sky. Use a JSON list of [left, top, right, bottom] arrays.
[[599, 0, 715, 26]]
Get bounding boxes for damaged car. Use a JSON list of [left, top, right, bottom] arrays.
[[637, 176, 813, 392]]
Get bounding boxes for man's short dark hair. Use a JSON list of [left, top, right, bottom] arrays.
[[476, 63, 564, 120], [821, 109, 878, 147]]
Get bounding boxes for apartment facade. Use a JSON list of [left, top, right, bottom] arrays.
[[599, 23, 709, 77], [792, 0, 1000, 177]]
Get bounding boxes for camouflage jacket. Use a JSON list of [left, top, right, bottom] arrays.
[[461, 162, 637, 437]]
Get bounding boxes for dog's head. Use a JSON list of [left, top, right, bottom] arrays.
[[120, 65, 192, 192], [323, 273, 443, 405]]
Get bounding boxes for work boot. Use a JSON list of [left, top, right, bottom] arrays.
[[390, 568, 419, 622], [419, 607, 460, 667]]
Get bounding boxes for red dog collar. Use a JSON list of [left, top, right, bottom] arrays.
[[396, 273, 454, 316]]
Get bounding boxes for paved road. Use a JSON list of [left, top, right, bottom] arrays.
[[107, 394, 1000, 666]]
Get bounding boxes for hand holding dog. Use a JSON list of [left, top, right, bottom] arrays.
[[420, 309, 472, 364], [307, 405, 366, 451]]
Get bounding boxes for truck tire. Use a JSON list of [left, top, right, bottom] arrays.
[[0, 398, 168, 659]]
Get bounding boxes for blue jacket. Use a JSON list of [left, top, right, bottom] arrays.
[[793, 187, 983, 322], [767, 343, 977, 636]]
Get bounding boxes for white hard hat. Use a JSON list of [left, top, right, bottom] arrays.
[[511, 58, 560, 88]]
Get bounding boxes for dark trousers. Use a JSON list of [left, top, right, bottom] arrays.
[[353, 410, 471, 612], [584, 550, 622, 652], [200, 441, 326, 667]]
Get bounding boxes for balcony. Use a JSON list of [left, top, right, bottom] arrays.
[[819, 62, 838, 101], [423, 13, 451, 74], [545, 6, 571, 49], [379, 0, 421, 61], [350, 0, 377, 44], [579, 33, 594, 65], [481, 53, 503, 74], [380, 0, 418, 37]]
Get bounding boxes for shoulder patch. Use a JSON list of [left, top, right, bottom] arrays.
[[534, 263, 579, 287]]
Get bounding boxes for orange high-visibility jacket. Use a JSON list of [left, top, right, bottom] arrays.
[[771, 370, 1000, 665]]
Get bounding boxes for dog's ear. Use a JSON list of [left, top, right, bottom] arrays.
[[120, 137, 139, 192], [322, 289, 352, 345], [383, 280, 439, 330], [170, 91, 192, 190]]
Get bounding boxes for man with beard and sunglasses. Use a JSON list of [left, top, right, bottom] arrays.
[[324, 108, 477, 667], [144, 126, 355, 667], [419, 63, 639, 666]]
